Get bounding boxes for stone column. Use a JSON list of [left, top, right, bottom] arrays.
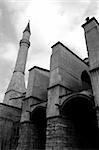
[[17, 120, 44, 150], [46, 41, 77, 150]]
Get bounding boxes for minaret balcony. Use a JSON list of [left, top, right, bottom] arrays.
[[20, 39, 30, 48]]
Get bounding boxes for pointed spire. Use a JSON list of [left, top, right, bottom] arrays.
[[23, 20, 31, 34]]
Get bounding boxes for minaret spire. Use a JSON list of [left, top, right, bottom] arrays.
[[3, 21, 31, 108], [23, 20, 31, 34]]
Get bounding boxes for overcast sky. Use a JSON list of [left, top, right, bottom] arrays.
[[0, 0, 99, 101]]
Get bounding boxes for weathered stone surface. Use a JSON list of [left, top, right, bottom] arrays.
[[17, 120, 46, 150], [0, 103, 21, 121], [16, 122, 32, 150], [26, 66, 49, 101], [46, 116, 79, 150], [50, 42, 89, 91], [0, 103, 21, 150]]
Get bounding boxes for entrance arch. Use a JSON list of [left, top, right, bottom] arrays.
[[30, 106, 46, 149], [61, 95, 98, 149]]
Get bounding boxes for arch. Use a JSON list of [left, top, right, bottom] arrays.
[[30, 106, 46, 121], [81, 70, 92, 90], [60, 94, 98, 149], [30, 106, 46, 149], [61, 92, 94, 112]]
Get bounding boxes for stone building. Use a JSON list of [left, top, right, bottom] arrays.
[[0, 17, 99, 150]]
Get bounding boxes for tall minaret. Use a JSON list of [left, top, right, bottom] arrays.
[[3, 21, 31, 108]]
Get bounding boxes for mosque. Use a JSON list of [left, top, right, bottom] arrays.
[[0, 17, 99, 150]]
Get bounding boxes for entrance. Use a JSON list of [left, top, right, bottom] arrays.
[[61, 97, 98, 149]]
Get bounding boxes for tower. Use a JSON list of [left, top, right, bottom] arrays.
[[3, 22, 31, 108], [82, 17, 99, 126]]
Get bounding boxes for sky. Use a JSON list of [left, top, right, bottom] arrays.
[[0, 0, 99, 101]]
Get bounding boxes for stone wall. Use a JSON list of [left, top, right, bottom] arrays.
[[17, 120, 46, 150], [0, 103, 21, 150], [46, 116, 79, 150], [50, 42, 89, 91]]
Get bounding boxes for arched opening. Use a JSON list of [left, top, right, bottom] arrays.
[[30, 106, 46, 149], [81, 70, 92, 90], [61, 96, 98, 149]]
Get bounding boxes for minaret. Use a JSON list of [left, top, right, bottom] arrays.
[[82, 17, 99, 107], [3, 21, 31, 108]]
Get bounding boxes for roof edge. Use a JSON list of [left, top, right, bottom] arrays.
[[51, 41, 88, 66], [29, 66, 50, 72]]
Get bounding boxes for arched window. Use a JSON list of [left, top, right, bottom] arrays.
[[81, 70, 92, 90]]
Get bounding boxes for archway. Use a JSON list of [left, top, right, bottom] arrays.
[[30, 106, 46, 149], [61, 95, 98, 149]]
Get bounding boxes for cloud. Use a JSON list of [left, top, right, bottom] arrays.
[[0, 1, 17, 43], [84, 0, 98, 18], [1, 43, 17, 62]]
